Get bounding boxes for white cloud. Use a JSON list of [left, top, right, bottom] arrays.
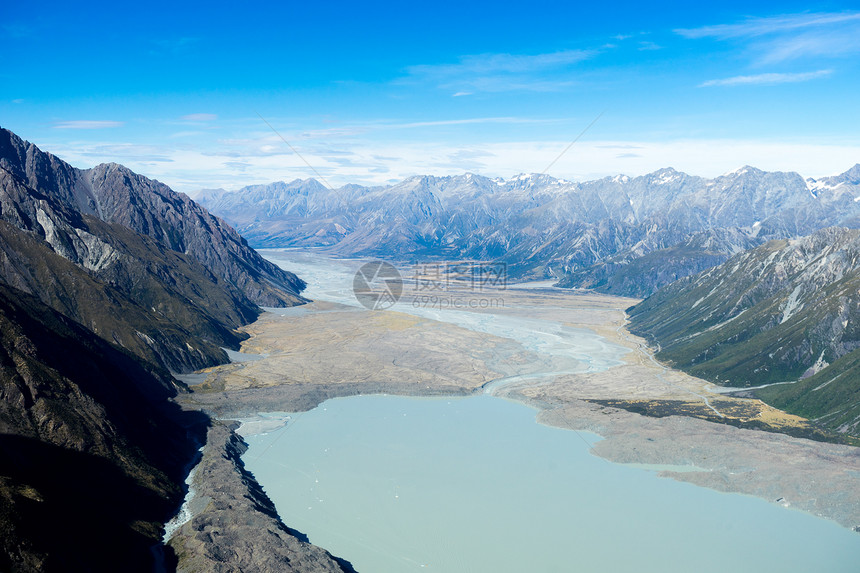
[[53, 120, 124, 129], [181, 113, 218, 121], [699, 69, 832, 87], [677, 11, 860, 65]]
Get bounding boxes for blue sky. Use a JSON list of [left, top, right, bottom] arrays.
[[2, 1, 859, 192]]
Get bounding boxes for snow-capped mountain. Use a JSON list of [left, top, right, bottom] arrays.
[[198, 165, 860, 295]]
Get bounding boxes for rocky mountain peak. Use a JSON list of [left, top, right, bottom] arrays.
[[839, 163, 860, 185]]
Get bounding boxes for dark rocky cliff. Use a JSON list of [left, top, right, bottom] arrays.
[[0, 283, 208, 572]]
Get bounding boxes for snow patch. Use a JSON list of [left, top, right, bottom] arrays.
[[780, 285, 804, 324], [656, 171, 680, 185]]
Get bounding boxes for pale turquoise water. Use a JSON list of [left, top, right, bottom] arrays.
[[243, 394, 860, 573]]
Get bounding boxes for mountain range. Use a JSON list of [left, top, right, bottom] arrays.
[[197, 166, 860, 296]]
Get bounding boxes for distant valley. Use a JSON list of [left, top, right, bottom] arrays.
[[198, 166, 860, 441]]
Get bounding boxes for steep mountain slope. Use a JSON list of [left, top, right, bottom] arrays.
[[0, 128, 305, 307], [199, 166, 860, 295], [627, 227, 860, 436], [557, 229, 758, 297], [0, 218, 247, 372], [0, 128, 308, 372], [0, 283, 207, 572]]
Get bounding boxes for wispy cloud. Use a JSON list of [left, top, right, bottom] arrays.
[[53, 120, 124, 129], [181, 113, 217, 121], [377, 117, 553, 130], [677, 11, 860, 64], [676, 12, 860, 40], [699, 69, 832, 87], [402, 49, 597, 93]]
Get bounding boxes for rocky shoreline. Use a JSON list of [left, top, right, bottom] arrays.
[[166, 420, 357, 572]]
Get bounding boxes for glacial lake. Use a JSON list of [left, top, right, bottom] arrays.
[[243, 395, 860, 572], [240, 251, 860, 572]]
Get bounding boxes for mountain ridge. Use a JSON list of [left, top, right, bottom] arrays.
[[0, 128, 306, 307], [198, 165, 860, 295], [0, 127, 309, 372], [0, 127, 340, 571]]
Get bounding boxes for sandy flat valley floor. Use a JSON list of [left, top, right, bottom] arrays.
[[180, 253, 860, 532]]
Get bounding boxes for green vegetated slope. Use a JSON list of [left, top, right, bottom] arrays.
[[756, 348, 860, 435], [628, 227, 860, 436]]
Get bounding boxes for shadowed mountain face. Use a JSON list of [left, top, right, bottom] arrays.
[[0, 127, 308, 372], [628, 227, 860, 437], [0, 283, 208, 572], [197, 167, 860, 295]]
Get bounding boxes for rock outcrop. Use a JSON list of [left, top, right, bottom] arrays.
[[0, 128, 305, 308]]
